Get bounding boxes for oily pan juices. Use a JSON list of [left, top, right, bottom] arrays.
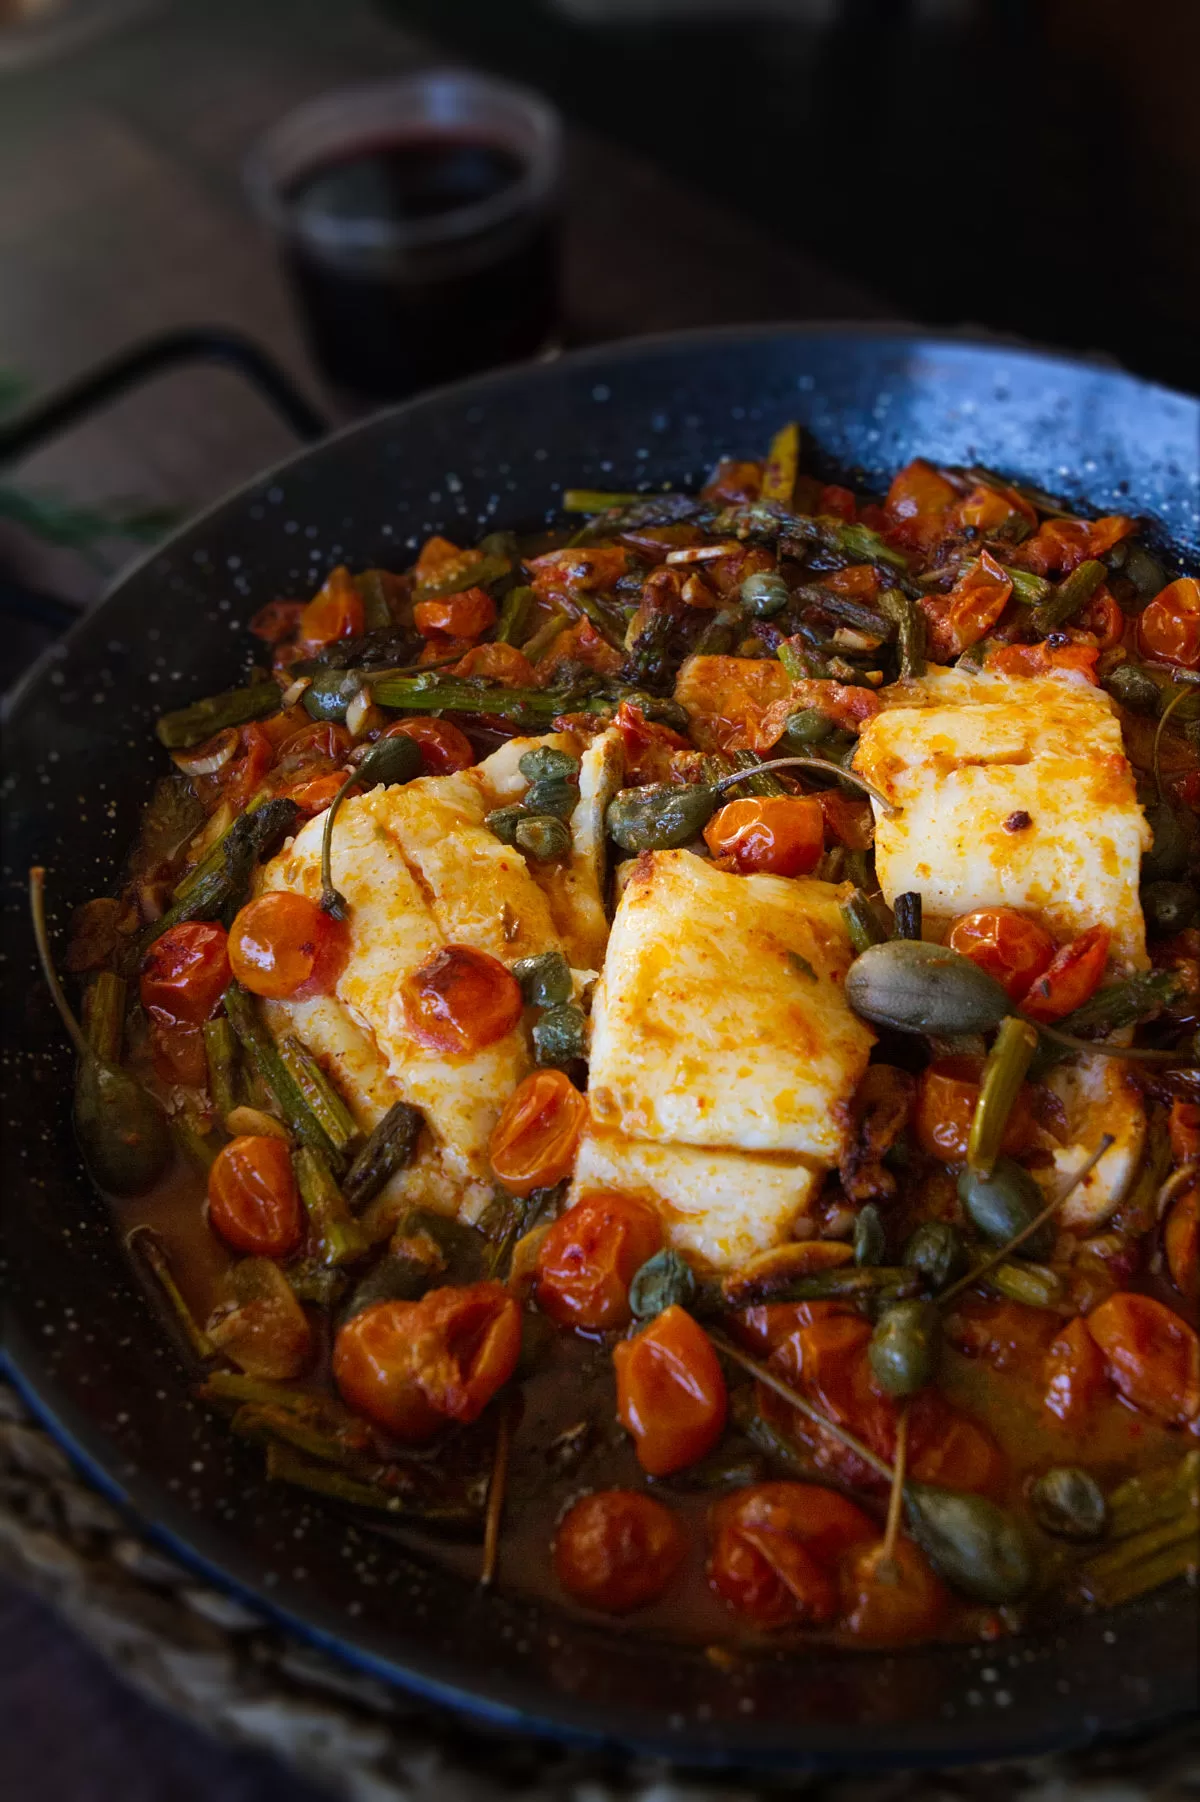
[[39, 424, 1200, 1650]]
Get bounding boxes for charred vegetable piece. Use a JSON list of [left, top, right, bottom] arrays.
[[878, 588, 926, 678], [1031, 559, 1106, 634], [341, 1102, 422, 1211], [892, 891, 922, 942], [1029, 969, 1184, 1073], [128, 1225, 215, 1361], [156, 679, 280, 750], [371, 675, 567, 728], [841, 889, 888, 955]]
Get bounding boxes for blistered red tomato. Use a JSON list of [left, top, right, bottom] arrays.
[[553, 1490, 685, 1614], [534, 1191, 662, 1331], [884, 459, 957, 553], [922, 550, 1013, 661], [489, 1069, 588, 1198], [450, 642, 536, 686], [1086, 1293, 1200, 1427], [947, 908, 1056, 1003], [140, 922, 231, 1026], [400, 945, 523, 1055], [380, 717, 475, 774], [211, 722, 274, 813], [613, 1305, 727, 1477], [298, 566, 364, 652], [413, 586, 497, 640], [838, 1538, 951, 1645], [333, 1283, 521, 1442], [914, 1054, 1034, 1165], [228, 891, 349, 1001], [1138, 577, 1200, 670], [708, 1481, 875, 1628], [1043, 1315, 1107, 1430], [207, 1135, 302, 1258], [1021, 925, 1110, 1023], [702, 794, 825, 877]]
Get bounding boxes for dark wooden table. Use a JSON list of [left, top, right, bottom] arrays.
[[0, 1, 882, 1794]]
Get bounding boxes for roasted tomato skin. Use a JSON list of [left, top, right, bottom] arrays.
[[140, 921, 231, 1025], [946, 908, 1055, 1003], [378, 717, 475, 774], [413, 586, 497, 641], [553, 1490, 686, 1614], [228, 892, 349, 1001], [613, 1305, 727, 1477], [489, 1069, 588, 1197], [400, 945, 523, 1055], [534, 1192, 663, 1331], [207, 1135, 303, 1258], [703, 796, 825, 876], [1021, 925, 1110, 1023], [298, 566, 364, 652], [708, 1481, 875, 1628], [1138, 576, 1200, 669], [1086, 1293, 1200, 1427], [332, 1283, 521, 1442], [914, 1055, 1034, 1164], [1043, 1315, 1107, 1430]]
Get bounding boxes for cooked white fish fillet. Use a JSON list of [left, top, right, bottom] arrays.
[[853, 666, 1151, 971], [1034, 1054, 1147, 1230], [588, 849, 874, 1160]]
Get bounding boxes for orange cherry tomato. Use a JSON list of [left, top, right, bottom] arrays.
[[333, 1283, 521, 1442], [413, 586, 497, 641], [702, 795, 825, 877], [1078, 583, 1125, 650], [414, 534, 481, 586], [553, 1490, 686, 1614], [284, 771, 350, 816], [298, 566, 365, 653], [228, 891, 349, 1001], [526, 545, 630, 599], [821, 564, 879, 599], [450, 642, 536, 686], [838, 1537, 951, 1645], [1165, 1189, 1199, 1304], [947, 907, 1056, 1003], [907, 1397, 1008, 1498], [949, 482, 1037, 536], [489, 1069, 588, 1198], [1086, 1293, 1200, 1426], [140, 922, 231, 1027], [1138, 577, 1200, 670], [984, 640, 1101, 682], [400, 945, 523, 1055], [921, 550, 1013, 661], [1020, 924, 1110, 1023], [534, 1191, 662, 1331], [883, 459, 958, 553], [733, 1298, 852, 1360], [1016, 514, 1136, 577], [708, 1481, 875, 1628], [613, 1305, 727, 1477], [207, 1135, 302, 1258], [207, 721, 274, 813], [1043, 1315, 1108, 1430], [946, 1295, 1059, 1374], [380, 717, 475, 774], [914, 1054, 1034, 1164]]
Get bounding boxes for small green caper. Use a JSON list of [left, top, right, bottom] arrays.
[[519, 746, 581, 784], [854, 1204, 887, 1267], [905, 1484, 1033, 1604], [778, 708, 834, 750], [740, 570, 790, 618], [606, 782, 718, 853], [958, 1157, 1055, 1258], [485, 804, 529, 846], [1142, 802, 1190, 883], [1104, 663, 1162, 715], [629, 1248, 696, 1319], [515, 815, 572, 862], [903, 1220, 967, 1292], [1029, 1467, 1108, 1542], [524, 777, 578, 821], [512, 951, 572, 1008], [532, 1003, 587, 1065], [1122, 542, 1167, 600], [868, 1299, 941, 1396], [1142, 880, 1198, 938], [303, 668, 363, 722], [845, 940, 1010, 1036]]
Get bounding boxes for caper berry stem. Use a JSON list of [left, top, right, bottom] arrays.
[[967, 1015, 1038, 1178], [710, 756, 899, 818], [709, 1329, 895, 1482], [29, 866, 90, 1060], [319, 767, 358, 919]]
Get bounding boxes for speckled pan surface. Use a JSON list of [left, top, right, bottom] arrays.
[[4, 327, 1198, 1768]]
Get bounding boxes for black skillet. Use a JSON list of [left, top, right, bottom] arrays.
[[3, 326, 1198, 1769]]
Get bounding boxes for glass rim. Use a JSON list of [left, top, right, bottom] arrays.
[[244, 69, 562, 260]]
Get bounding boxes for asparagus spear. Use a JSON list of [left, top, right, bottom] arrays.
[[276, 1035, 358, 1153], [414, 552, 511, 601], [202, 1016, 240, 1122], [223, 984, 340, 1163], [495, 584, 534, 645], [292, 1144, 369, 1265], [156, 680, 281, 750], [342, 1101, 423, 1210], [1032, 559, 1106, 634], [878, 588, 926, 678], [140, 798, 299, 953], [370, 675, 568, 728]]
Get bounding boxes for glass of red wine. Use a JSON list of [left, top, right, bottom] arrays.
[[246, 70, 562, 403]]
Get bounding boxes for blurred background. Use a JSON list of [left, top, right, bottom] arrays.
[[1, 0, 1197, 1795]]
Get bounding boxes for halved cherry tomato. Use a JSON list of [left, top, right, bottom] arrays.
[[208, 1135, 302, 1258], [553, 1490, 685, 1614], [489, 1069, 588, 1198], [611, 699, 692, 785], [1169, 1099, 1200, 1164], [140, 921, 231, 1026], [534, 617, 623, 683], [1078, 583, 1125, 650], [946, 1295, 1059, 1374], [400, 945, 523, 1055], [332, 1282, 521, 1442], [614, 1305, 727, 1477], [228, 891, 349, 1001], [984, 640, 1101, 682], [249, 599, 305, 644], [819, 484, 857, 521], [922, 550, 1012, 662], [702, 795, 825, 877], [1015, 515, 1136, 577], [414, 534, 482, 587], [274, 721, 354, 767], [838, 1538, 950, 1645], [914, 1054, 1034, 1164], [526, 545, 629, 600], [947, 907, 1056, 1003], [210, 721, 275, 813], [1138, 577, 1200, 670], [1043, 1315, 1108, 1430], [733, 1298, 852, 1360], [907, 1399, 1008, 1497], [949, 482, 1037, 536], [1020, 924, 1110, 1023], [701, 459, 762, 504], [298, 566, 364, 653], [884, 459, 958, 553], [380, 717, 475, 774], [1165, 1189, 1199, 1303], [1086, 1293, 1200, 1426], [413, 586, 497, 640], [450, 642, 535, 686], [283, 771, 350, 816], [708, 1481, 875, 1628], [534, 1191, 662, 1331]]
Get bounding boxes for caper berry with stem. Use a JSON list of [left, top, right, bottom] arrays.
[[958, 1156, 1056, 1259], [741, 570, 790, 617], [845, 940, 1010, 1036], [1029, 1467, 1107, 1542], [512, 951, 572, 1008], [607, 782, 718, 853], [532, 1003, 587, 1065], [868, 1298, 941, 1396]]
